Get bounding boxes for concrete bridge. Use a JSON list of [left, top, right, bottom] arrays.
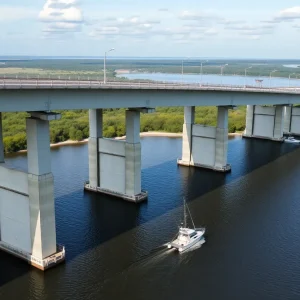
[[0, 79, 300, 270]]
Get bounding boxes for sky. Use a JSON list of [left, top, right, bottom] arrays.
[[0, 0, 299, 58]]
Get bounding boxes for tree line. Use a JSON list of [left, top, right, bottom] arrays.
[[2, 107, 246, 153]]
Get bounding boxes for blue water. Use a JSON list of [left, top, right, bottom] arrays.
[[117, 73, 300, 88], [1, 136, 300, 299]]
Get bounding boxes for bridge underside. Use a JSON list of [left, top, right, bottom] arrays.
[[0, 86, 299, 112]]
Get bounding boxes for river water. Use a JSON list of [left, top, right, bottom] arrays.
[[117, 73, 300, 88], [1, 136, 300, 300]]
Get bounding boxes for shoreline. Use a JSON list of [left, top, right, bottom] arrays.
[[16, 131, 243, 153]]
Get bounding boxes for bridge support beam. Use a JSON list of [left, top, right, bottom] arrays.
[[0, 112, 4, 163], [243, 105, 284, 142], [85, 108, 154, 202], [284, 105, 300, 136], [88, 109, 102, 188], [178, 106, 231, 172], [0, 112, 65, 271]]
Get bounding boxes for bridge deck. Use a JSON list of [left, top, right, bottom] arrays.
[[0, 79, 299, 112]]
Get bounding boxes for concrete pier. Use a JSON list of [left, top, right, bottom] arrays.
[[243, 105, 284, 142], [284, 105, 300, 136], [88, 109, 103, 188], [0, 112, 4, 163], [178, 106, 231, 172], [0, 111, 65, 271], [85, 108, 154, 202]]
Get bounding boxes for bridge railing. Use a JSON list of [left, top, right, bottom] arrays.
[[0, 77, 299, 94]]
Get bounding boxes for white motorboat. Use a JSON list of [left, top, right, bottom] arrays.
[[284, 136, 300, 144], [168, 198, 205, 253]]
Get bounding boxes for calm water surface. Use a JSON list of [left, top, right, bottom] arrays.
[[1, 136, 300, 300], [118, 73, 300, 88]]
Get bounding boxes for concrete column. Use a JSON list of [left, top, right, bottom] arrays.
[[26, 117, 56, 260], [283, 106, 292, 134], [273, 106, 284, 139], [88, 109, 103, 188], [0, 112, 4, 163], [181, 106, 195, 163], [215, 107, 229, 170], [125, 110, 141, 196], [244, 105, 254, 136]]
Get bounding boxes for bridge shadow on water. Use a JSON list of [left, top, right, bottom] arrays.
[[0, 137, 299, 294], [54, 137, 298, 262]]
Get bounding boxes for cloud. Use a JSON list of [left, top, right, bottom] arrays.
[[225, 24, 274, 36], [39, 0, 84, 36], [179, 10, 221, 21], [264, 7, 300, 24], [89, 16, 161, 39], [276, 7, 300, 21]]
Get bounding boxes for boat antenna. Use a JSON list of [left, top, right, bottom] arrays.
[[186, 201, 196, 229], [183, 197, 187, 228]]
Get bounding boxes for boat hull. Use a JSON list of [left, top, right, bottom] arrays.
[[168, 230, 205, 253]]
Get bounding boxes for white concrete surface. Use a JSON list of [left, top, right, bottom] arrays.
[[179, 106, 230, 172], [0, 164, 28, 195], [88, 109, 103, 188], [126, 110, 140, 144], [99, 152, 126, 194], [215, 107, 229, 169], [244, 105, 254, 136], [192, 124, 216, 139], [181, 107, 195, 162], [99, 138, 126, 157], [0, 190, 31, 253], [290, 107, 300, 135], [253, 114, 274, 138], [92, 109, 143, 200], [246, 105, 284, 141], [284, 106, 292, 133], [26, 116, 57, 259], [28, 173, 56, 259], [274, 106, 284, 139], [284, 106, 300, 135], [125, 143, 141, 196], [26, 118, 51, 175], [0, 113, 3, 163], [88, 137, 99, 188], [191, 135, 216, 166]]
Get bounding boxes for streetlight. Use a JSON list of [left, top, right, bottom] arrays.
[[289, 73, 296, 87], [181, 57, 190, 83], [200, 60, 208, 85], [104, 48, 115, 84], [269, 70, 277, 88], [220, 64, 228, 85], [244, 66, 252, 88]]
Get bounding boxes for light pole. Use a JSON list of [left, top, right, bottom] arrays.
[[220, 64, 228, 85], [269, 70, 277, 88], [104, 48, 115, 84], [289, 73, 296, 87], [181, 57, 190, 83], [200, 60, 208, 85], [244, 66, 252, 88]]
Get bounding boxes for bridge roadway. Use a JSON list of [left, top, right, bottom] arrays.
[[0, 79, 300, 112]]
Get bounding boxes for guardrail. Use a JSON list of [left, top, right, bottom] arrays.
[[0, 78, 300, 94]]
